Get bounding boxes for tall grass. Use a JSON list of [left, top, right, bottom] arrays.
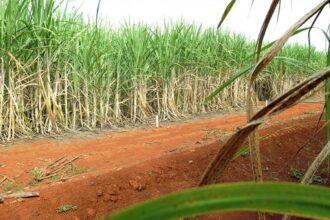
[[0, 0, 325, 141]]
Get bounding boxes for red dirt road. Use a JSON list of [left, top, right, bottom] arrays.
[[0, 103, 328, 220]]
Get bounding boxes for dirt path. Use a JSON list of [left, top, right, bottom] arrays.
[[0, 103, 328, 220]]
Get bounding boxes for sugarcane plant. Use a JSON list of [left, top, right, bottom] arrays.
[[0, 0, 324, 141]]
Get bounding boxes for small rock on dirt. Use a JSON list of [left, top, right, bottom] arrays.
[[129, 176, 146, 192], [97, 189, 103, 197], [108, 184, 121, 195], [103, 194, 111, 202], [104, 194, 119, 203], [86, 208, 96, 217], [263, 166, 270, 172], [110, 195, 119, 202], [89, 198, 97, 203], [31, 211, 41, 217]]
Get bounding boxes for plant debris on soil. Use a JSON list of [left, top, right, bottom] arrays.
[[0, 103, 328, 220], [0, 191, 39, 205], [56, 205, 79, 213], [30, 156, 80, 184]]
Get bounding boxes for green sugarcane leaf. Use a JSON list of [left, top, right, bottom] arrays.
[[106, 182, 330, 220], [205, 64, 254, 103], [217, 0, 237, 28]]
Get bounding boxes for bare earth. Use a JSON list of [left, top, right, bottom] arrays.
[[0, 102, 328, 220]]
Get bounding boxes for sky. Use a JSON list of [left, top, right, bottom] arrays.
[[68, 0, 329, 51]]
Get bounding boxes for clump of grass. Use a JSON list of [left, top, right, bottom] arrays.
[[1, 183, 23, 193], [0, 0, 325, 141], [288, 168, 328, 184], [31, 168, 45, 183], [289, 168, 304, 180]]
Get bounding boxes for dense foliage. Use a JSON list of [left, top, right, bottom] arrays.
[[0, 0, 325, 140]]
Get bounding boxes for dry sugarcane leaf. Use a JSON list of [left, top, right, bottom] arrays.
[[244, 1, 327, 193], [255, 0, 280, 61], [249, 0, 329, 85], [302, 141, 330, 183], [4, 191, 39, 199], [247, 0, 330, 185], [199, 121, 260, 185], [199, 66, 330, 186]]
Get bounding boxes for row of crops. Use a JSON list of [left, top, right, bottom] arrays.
[[0, 0, 325, 140]]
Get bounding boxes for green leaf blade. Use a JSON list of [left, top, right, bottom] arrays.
[[106, 182, 330, 220], [217, 0, 237, 28], [205, 64, 254, 103]]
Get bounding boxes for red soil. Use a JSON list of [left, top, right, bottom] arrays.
[[0, 103, 328, 220]]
